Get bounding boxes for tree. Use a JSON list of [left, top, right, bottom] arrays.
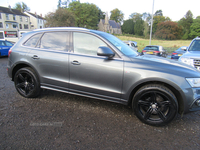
[[155, 21, 183, 40], [134, 18, 144, 36], [68, 1, 100, 29], [152, 16, 170, 34], [154, 10, 163, 16], [110, 8, 124, 25], [121, 19, 134, 34], [178, 10, 194, 39], [13, 2, 30, 12], [129, 13, 143, 22], [189, 18, 200, 38], [45, 8, 75, 27]]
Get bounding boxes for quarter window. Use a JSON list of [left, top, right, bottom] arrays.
[[39, 32, 69, 51], [73, 32, 107, 56], [24, 33, 42, 47]]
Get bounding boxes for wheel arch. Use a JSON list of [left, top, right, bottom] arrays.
[[11, 62, 40, 83], [128, 80, 185, 114]]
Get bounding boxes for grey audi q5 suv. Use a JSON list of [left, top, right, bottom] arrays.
[[7, 27, 200, 126]]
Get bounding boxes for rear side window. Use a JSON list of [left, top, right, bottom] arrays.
[[39, 32, 69, 51], [144, 46, 158, 51], [24, 33, 42, 47]]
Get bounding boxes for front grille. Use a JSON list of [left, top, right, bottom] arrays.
[[194, 59, 200, 67]]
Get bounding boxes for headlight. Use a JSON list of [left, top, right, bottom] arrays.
[[179, 57, 194, 67], [186, 78, 200, 87]]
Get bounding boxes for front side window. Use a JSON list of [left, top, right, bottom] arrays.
[[39, 32, 69, 51], [73, 32, 107, 56], [24, 33, 42, 47]]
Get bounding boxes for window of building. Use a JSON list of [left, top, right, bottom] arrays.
[[24, 24, 28, 29], [19, 24, 22, 29], [12, 23, 18, 28], [73, 32, 107, 56], [25, 17, 28, 22], [13, 15, 16, 20], [39, 32, 69, 51], [20, 16, 22, 22], [24, 33, 42, 47], [0, 22, 3, 28], [6, 14, 9, 20], [0, 13, 2, 19], [6, 24, 9, 29]]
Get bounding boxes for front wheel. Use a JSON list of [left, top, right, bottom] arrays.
[[132, 84, 178, 126], [14, 67, 41, 98]]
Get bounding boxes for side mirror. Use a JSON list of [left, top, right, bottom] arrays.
[[181, 47, 187, 51], [97, 46, 115, 58]]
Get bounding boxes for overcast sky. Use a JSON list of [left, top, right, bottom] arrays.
[[0, 0, 199, 21]]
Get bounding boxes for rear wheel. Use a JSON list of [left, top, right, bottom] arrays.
[[132, 84, 178, 126], [14, 67, 41, 98]]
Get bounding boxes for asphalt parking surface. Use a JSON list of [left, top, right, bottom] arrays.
[[0, 57, 200, 149]]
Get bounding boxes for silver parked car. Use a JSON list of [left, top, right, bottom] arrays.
[[179, 37, 200, 70], [123, 41, 138, 52], [7, 27, 200, 126]]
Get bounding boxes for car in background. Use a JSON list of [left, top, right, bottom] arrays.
[[142, 45, 167, 57], [179, 37, 200, 70], [123, 41, 138, 52], [0, 40, 14, 57], [171, 46, 187, 60]]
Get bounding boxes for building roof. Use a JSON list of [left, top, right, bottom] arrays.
[[101, 19, 121, 29], [0, 6, 28, 17], [25, 12, 45, 20]]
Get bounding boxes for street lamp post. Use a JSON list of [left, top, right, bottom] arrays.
[[149, 0, 155, 45]]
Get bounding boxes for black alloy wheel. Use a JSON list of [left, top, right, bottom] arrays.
[[133, 84, 178, 126], [14, 67, 40, 98]]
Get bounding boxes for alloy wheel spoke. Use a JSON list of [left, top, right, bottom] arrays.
[[138, 100, 151, 107], [16, 82, 25, 88], [160, 101, 170, 107], [144, 107, 153, 120], [18, 74, 25, 82], [157, 110, 167, 121]]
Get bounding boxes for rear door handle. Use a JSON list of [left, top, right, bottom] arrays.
[[71, 60, 81, 65], [32, 55, 40, 60]]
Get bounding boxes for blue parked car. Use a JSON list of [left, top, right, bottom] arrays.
[[0, 40, 14, 57]]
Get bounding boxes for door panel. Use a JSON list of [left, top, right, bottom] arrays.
[[69, 32, 124, 100]]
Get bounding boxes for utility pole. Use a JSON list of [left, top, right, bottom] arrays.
[[149, 0, 155, 45]]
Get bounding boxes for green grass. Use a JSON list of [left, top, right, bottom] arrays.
[[117, 35, 191, 53]]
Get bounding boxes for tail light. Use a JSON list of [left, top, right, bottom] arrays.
[[153, 51, 160, 53], [172, 53, 177, 55], [8, 49, 12, 57], [142, 50, 146, 53]]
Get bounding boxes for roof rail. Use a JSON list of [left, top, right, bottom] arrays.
[[33, 27, 89, 31]]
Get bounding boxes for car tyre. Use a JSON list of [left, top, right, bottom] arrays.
[[14, 67, 41, 98], [132, 84, 178, 126]]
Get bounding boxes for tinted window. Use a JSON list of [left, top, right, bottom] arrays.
[[40, 32, 69, 51], [73, 32, 107, 55], [24, 33, 42, 47]]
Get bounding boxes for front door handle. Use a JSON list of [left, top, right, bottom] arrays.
[[32, 55, 40, 60], [71, 60, 81, 65]]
